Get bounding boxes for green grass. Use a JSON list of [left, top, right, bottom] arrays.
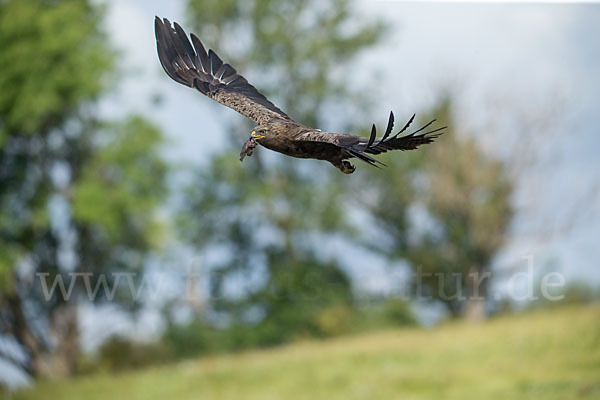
[[12, 304, 600, 400]]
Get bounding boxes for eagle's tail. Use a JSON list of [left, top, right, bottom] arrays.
[[346, 112, 446, 167]]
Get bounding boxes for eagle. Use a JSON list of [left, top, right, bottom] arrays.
[[154, 17, 445, 174]]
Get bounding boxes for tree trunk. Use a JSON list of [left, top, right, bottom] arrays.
[[5, 293, 43, 376], [37, 303, 79, 377], [462, 266, 489, 321], [463, 297, 486, 321], [5, 290, 79, 378]]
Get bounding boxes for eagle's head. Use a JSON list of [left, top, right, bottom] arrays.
[[251, 126, 268, 140]]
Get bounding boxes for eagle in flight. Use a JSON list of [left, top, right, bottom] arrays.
[[155, 17, 445, 174]]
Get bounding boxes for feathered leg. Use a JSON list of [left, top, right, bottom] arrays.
[[330, 159, 356, 174]]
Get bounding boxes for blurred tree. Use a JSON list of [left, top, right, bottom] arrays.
[[0, 0, 167, 377], [363, 99, 513, 318], [177, 0, 385, 345], [178, 148, 354, 345]]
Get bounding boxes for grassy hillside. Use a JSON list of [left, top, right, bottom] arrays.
[[13, 304, 600, 400]]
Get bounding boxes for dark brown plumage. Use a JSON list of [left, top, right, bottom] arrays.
[[154, 17, 446, 174]]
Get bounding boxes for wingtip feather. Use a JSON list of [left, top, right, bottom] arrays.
[[366, 123, 376, 149]]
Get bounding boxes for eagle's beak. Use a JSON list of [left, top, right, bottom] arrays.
[[251, 130, 265, 139]]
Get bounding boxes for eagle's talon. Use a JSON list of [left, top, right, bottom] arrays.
[[341, 161, 355, 174]]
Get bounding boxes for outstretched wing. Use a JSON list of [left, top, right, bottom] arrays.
[[296, 112, 446, 167], [155, 17, 291, 125]]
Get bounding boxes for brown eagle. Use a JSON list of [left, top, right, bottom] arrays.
[[155, 17, 445, 174]]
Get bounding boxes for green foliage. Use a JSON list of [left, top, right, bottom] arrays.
[[81, 335, 172, 374], [0, 0, 112, 140], [247, 254, 354, 343], [73, 116, 167, 245], [378, 298, 418, 326], [310, 304, 356, 337], [162, 320, 217, 359]]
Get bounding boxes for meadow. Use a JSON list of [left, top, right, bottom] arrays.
[[12, 304, 600, 400]]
